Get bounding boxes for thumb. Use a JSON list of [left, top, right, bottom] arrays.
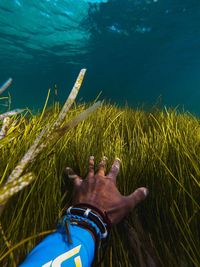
[[126, 187, 148, 209]]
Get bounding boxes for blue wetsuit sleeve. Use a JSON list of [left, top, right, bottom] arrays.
[[19, 224, 95, 267]]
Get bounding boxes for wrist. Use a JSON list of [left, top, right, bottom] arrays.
[[57, 204, 111, 246], [69, 203, 111, 230], [66, 204, 111, 242], [57, 204, 111, 264]]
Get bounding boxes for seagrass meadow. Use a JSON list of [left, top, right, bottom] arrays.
[[0, 71, 200, 267]]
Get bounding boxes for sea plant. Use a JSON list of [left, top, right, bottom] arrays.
[[0, 71, 199, 267]]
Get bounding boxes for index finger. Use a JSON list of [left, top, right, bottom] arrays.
[[87, 155, 95, 181], [66, 167, 83, 187]]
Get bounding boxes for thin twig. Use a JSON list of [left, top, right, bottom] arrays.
[[0, 78, 12, 95], [54, 68, 87, 128], [0, 109, 24, 121], [0, 117, 12, 140], [0, 172, 35, 206], [5, 129, 46, 184]]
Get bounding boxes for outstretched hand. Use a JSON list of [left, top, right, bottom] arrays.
[[66, 156, 148, 225]]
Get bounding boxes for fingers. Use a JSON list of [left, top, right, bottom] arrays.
[[87, 155, 95, 181], [97, 156, 108, 176], [126, 187, 148, 209], [107, 158, 121, 183], [65, 167, 83, 187]]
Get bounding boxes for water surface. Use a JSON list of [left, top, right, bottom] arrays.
[[0, 0, 200, 115]]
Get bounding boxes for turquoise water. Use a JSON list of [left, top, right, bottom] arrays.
[[1, 0, 200, 115]]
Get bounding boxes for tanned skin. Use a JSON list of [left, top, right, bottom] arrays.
[[66, 156, 148, 225]]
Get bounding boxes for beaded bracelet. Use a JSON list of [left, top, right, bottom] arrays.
[[66, 206, 109, 240], [57, 203, 111, 265], [57, 204, 111, 258]]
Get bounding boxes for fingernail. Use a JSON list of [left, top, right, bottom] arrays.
[[103, 156, 108, 161], [142, 188, 149, 197], [66, 167, 71, 172], [68, 175, 77, 179], [90, 156, 94, 160], [65, 167, 73, 174], [115, 157, 121, 163]]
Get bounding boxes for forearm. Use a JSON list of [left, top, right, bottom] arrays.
[[20, 204, 110, 267], [20, 224, 95, 267]]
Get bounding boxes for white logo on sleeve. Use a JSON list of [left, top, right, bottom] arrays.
[[42, 245, 82, 267]]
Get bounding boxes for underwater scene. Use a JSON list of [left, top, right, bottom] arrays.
[[0, 0, 200, 266]]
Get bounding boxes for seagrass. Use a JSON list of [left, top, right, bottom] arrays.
[[0, 79, 199, 266], [0, 70, 102, 220]]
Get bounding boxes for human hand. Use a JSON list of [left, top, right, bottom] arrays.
[[66, 156, 148, 225]]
